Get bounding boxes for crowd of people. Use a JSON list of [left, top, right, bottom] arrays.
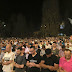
[[0, 36, 72, 72]]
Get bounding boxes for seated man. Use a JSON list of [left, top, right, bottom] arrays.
[[40, 49, 59, 72], [59, 49, 72, 72]]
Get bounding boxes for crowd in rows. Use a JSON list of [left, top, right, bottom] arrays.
[[0, 36, 72, 72]]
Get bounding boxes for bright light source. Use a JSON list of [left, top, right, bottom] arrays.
[[58, 33, 63, 36], [4, 25, 6, 27]]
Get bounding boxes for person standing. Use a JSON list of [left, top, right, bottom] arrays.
[[26, 46, 41, 72], [0, 48, 4, 72], [51, 42, 59, 57], [40, 49, 59, 72], [25, 42, 30, 59], [40, 45, 46, 56], [2, 44, 15, 72], [59, 49, 72, 72], [59, 45, 65, 57], [14, 47, 26, 72]]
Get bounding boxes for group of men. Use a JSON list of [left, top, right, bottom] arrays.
[[0, 37, 72, 72]]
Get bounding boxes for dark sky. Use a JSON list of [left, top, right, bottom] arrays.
[[0, 0, 43, 24], [0, 0, 43, 37], [0, 0, 72, 24], [59, 0, 72, 19], [0, 1, 43, 36], [0, 0, 72, 37]]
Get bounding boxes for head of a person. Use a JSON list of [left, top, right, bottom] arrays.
[[42, 45, 46, 50], [35, 44, 38, 49], [20, 42, 23, 47], [48, 41, 50, 43], [25, 42, 28, 46], [67, 44, 69, 48], [30, 41, 32, 43], [12, 45, 16, 52], [17, 47, 22, 55], [32, 40, 34, 44], [35, 42, 38, 45], [45, 49, 52, 58], [59, 42, 62, 46], [46, 42, 49, 45], [1, 43, 5, 47], [22, 47, 25, 54], [62, 45, 65, 51], [40, 41, 42, 44], [30, 46, 36, 55], [53, 42, 56, 48], [67, 40, 69, 43], [15, 39, 17, 42], [6, 43, 12, 53], [64, 49, 71, 60]]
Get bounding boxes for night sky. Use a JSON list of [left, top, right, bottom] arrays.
[[0, 0, 72, 37], [59, 0, 72, 19]]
